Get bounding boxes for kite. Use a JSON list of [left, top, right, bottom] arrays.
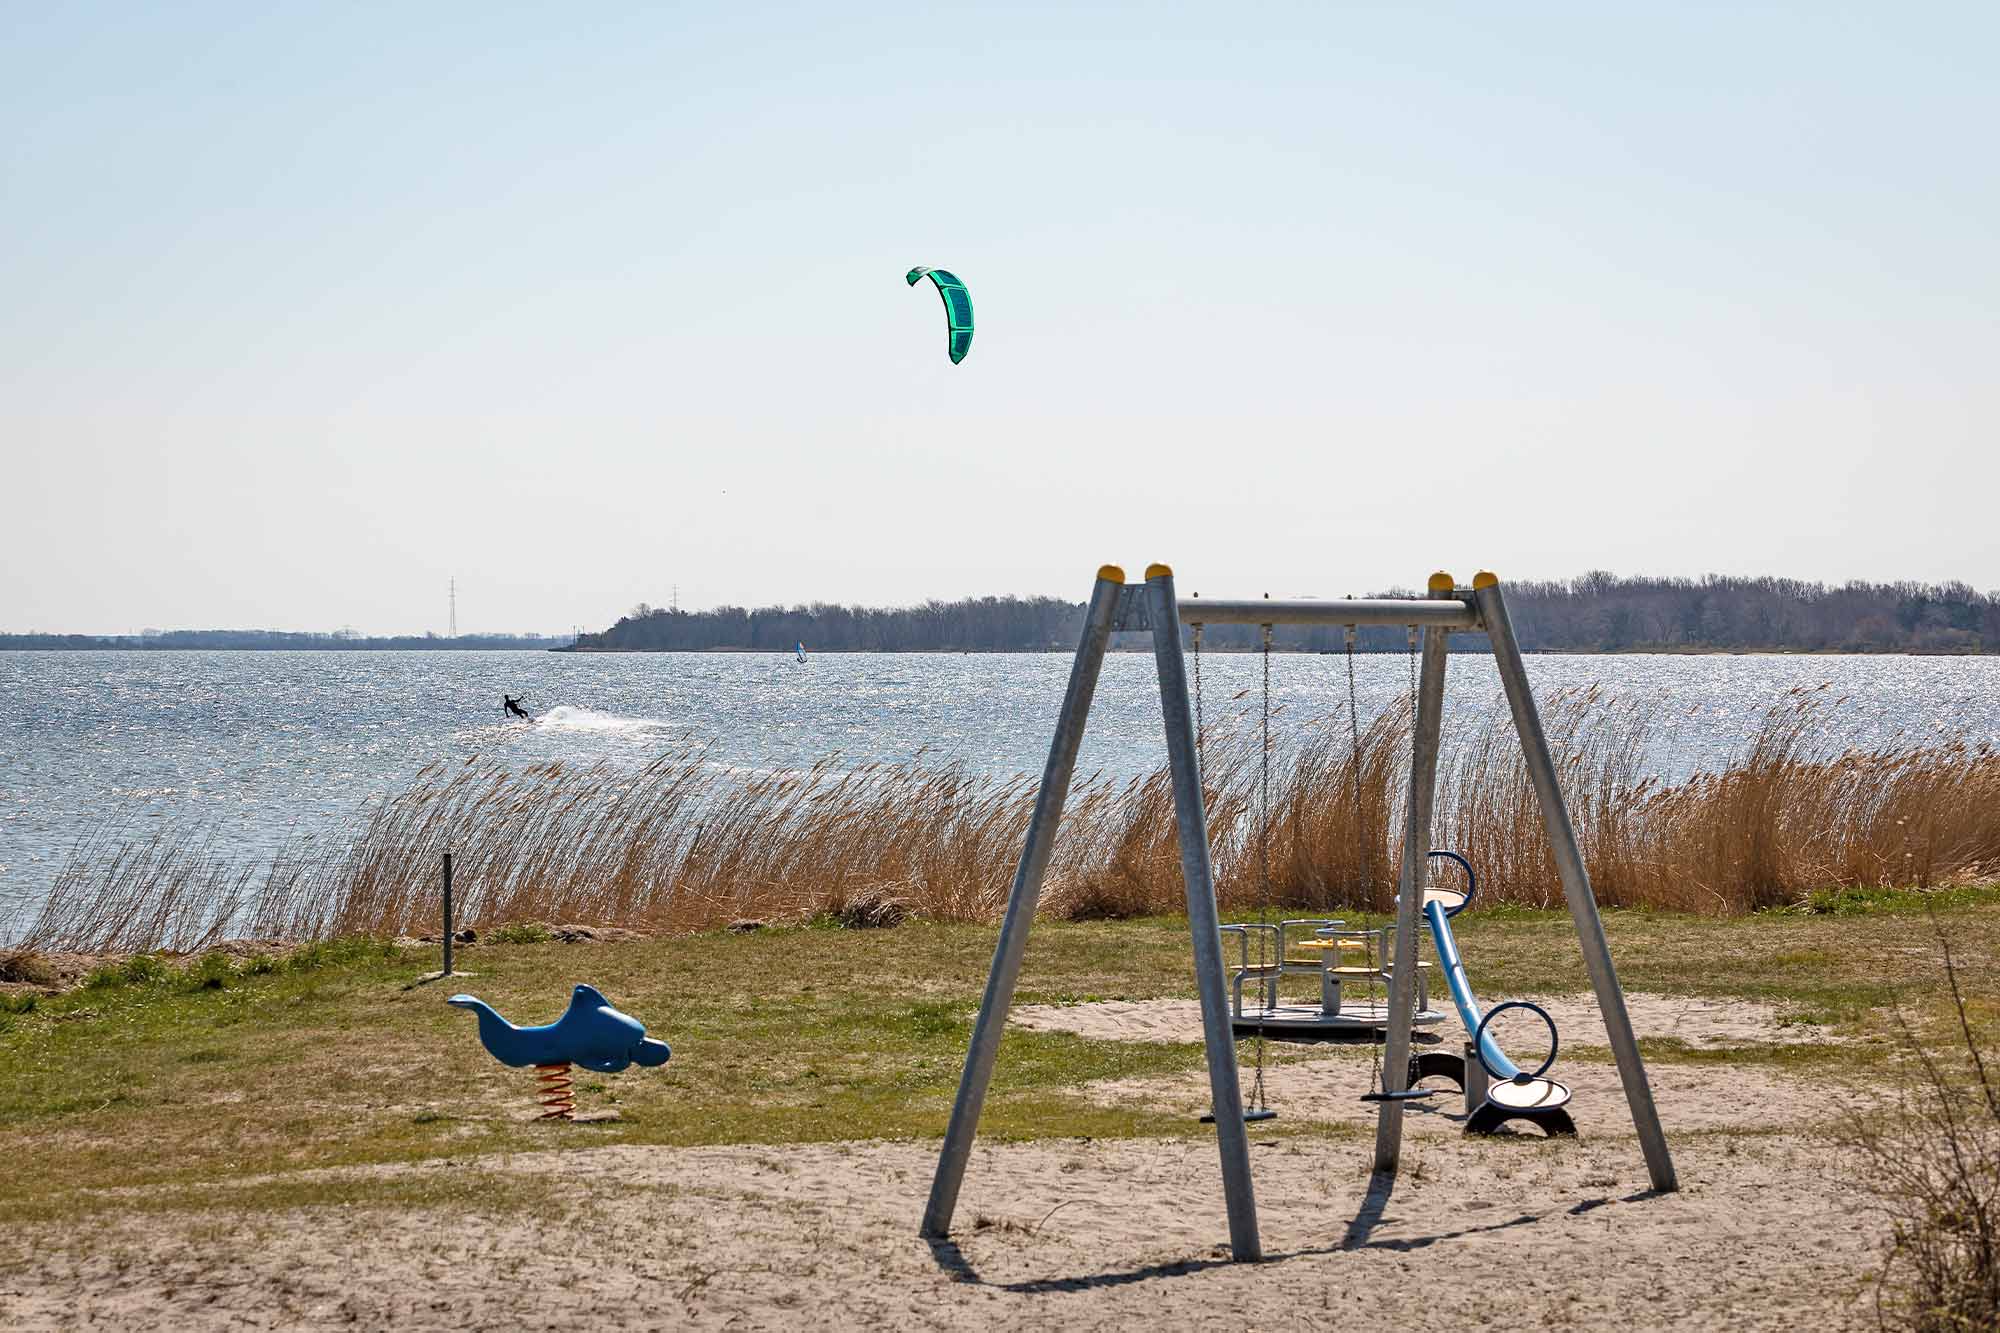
[[906, 266, 973, 364]]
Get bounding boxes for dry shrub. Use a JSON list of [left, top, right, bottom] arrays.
[[0, 950, 60, 988], [831, 890, 909, 930], [15, 689, 2000, 953], [1844, 921, 2000, 1330]]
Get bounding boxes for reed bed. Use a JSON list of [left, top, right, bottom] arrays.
[[18, 689, 2000, 954]]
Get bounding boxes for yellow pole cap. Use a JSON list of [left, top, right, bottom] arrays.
[[1144, 562, 1173, 580], [1427, 571, 1455, 594], [1096, 564, 1126, 585], [1472, 571, 1499, 589]]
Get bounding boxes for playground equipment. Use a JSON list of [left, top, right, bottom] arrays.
[[449, 984, 671, 1121], [1402, 850, 1579, 1136], [921, 564, 1677, 1263], [1203, 613, 1446, 1039], [1219, 917, 1446, 1033]]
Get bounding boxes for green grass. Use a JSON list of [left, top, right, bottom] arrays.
[[6, 898, 1998, 1227], [1792, 882, 2000, 917]]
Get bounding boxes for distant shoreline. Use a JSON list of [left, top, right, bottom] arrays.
[[3, 642, 1991, 657], [562, 644, 1990, 657], [0, 635, 569, 652]]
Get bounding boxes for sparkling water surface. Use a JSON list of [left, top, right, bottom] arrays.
[[3, 649, 1997, 936]]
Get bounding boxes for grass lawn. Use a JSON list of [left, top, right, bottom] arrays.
[[5, 891, 1998, 1231]]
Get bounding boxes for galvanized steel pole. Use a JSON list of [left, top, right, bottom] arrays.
[[1372, 573, 1454, 1171], [922, 567, 1126, 1240], [1181, 598, 1478, 629], [1473, 574, 1679, 1193], [1147, 564, 1263, 1262]]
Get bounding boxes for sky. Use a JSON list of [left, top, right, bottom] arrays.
[[3, 3, 1994, 636]]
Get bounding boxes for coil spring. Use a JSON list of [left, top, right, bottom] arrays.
[[534, 1062, 575, 1120]]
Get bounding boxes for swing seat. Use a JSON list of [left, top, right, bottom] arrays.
[[1359, 1089, 1440, 1103], [1200, 1108, 1279, 1124]]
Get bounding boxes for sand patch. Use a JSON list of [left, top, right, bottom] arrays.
[[1084, 1046, 1837, 1137], [1, 1130, 1874, 1331], [1011, 992, 1837, 1049]]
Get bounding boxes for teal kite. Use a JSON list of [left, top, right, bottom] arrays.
[[906, 267, 973, 364]]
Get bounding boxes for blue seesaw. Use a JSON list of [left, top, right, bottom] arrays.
[[1419, 851, 1577, 1136], [450, 984, 670, 1120]]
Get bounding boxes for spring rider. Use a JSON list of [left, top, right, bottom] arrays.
[[449, 984, 671, 1120]]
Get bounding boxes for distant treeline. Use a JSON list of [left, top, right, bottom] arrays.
[[581, 574, 2000, 654], [582, 597, 1085, 653], [0, 631, 570, 651]]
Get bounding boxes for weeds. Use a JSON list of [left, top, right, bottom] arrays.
[[16, 689, 2000, 954], [60, 939, 396, 994], [84, 955, 171, 991], [1844, 915, 2000, 1329]]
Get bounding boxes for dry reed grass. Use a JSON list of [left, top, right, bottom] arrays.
[[18, 689, 2000, 953], [1843, 917, 2000, 1329]]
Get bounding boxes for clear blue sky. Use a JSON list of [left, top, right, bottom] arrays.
[[4, 3, 1993, 634]]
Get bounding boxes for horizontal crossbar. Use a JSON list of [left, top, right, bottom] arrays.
[[1180, 598, 1482, 629]]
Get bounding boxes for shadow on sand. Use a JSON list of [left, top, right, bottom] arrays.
[[925, 1166, 1668, 1293]]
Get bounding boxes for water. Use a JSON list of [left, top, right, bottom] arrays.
[[3, 649, 1997, 937]]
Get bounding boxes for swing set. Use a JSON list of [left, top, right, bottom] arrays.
[[921, 564, 1678, 1264], [1193, 610, 1446, 1125]]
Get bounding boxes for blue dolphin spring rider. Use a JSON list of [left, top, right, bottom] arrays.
[[450, 984, 671, 1120]]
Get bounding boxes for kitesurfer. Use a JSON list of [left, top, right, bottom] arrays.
[[502, 694, 530, 719]]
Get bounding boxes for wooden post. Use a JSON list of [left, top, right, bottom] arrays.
[[441, 852, 455, 977]]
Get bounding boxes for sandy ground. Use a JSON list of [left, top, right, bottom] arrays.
[[1009, 991, 1840, 1049], [2, 1125, 1874, 1331], [0, 999, 1871, 1329]]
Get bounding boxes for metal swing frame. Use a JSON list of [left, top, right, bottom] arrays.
[[919, 564, 1677, 1264]]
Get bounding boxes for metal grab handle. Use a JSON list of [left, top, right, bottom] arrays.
[[1472, 1000, 1560, 1084], [1424, 849, 1476, 918]]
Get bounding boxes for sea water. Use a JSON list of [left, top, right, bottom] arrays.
[[3, 649, 1997, 938]]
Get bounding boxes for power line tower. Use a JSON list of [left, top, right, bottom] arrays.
[[449, 578, 458, 638]]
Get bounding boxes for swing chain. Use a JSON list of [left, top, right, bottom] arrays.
[[1407, 625, 1419, 721], [1260, 622, 1272, 917], [1345, 625, 1367, 906], [1345, 622, 1388, 1097], [1248, 620, 1274, 1115], [1192, 623, 1205, 787]]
